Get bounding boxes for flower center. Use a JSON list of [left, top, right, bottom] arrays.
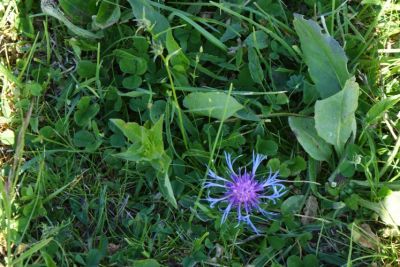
[[228, 173, 261, 205]]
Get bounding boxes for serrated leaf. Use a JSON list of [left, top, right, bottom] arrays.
[[293, 14, 350, 98], [111, 117, 176, 208], [288, 117, 332, 161], [183, 92, 243, 120], [315, 77, 359, 154]]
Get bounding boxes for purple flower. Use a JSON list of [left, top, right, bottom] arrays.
[[205, 152, 286, 234]]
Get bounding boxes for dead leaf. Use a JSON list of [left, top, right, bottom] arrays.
[[353, 223, 380, 250], [301, 195, 318, 225]]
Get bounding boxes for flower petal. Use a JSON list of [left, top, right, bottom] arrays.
[[224, 151, 238, 176], [252, 152, 267, 176], [221, 202, 232, 224], [207, 168, 229, 182]]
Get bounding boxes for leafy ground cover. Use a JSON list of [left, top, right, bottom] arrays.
[[0, 0, 400, 266]]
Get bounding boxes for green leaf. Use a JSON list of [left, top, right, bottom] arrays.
[[59, 0, 97, 24], [281, 195, 305, 215], [244, 30, 268, 49], [77, 60, 97, 78], [41, 251, 57, 267], [293, 14, 350, 98], [248, 47, 264, 84], [256, 137, 278, 156], [42, 0, 103, 39], [111, 117, 176, 207], [128, 0, 170, 40], [286, 255, 302, 267], [122, 76, 142, 89], [157, 171, 178, 209], [85, 249, 103, 267], [315, 77, 359, 154], [74, 96, 100, 127], [26, 81, 43, 96], [148, 1, 227, 51], [73, 130, 96, 147], [149, 100, 167, 123], [118, 55, 147, 75], [166, 30, 189, 70], [132, 259, 161, 267], [288, 117, 332, 161], [93, 0, 121, 30], [110, 119, 142, 142], [183, 92, 243, 120], [303, 254, 319, 267], [365, 95, 400, 125]]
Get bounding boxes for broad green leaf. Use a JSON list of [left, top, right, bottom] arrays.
[[288, 117, 332, 161], [149, 100, 167, 123], [183, 92, 243, 120], [315, 77, 359, 154], [77, 60, 97, 78], [93, 0, 121, 30], [293, 14, 350, 98], [111, 117, 166, 166], [286, 255, 302, 267], [26, 82, 43, 96], [73, 130, 95, 147], [281, 195, 305, 215], [110, 119, 142, 142], [128, 0, 170, 40], [244, 30, 268, 49], [248, 47, 264, 84], [166, 30, 189, 70], [366, 95, 400, 125], [256, 137, 278, 156], [303, 254, 319, 267], [118, 55, 147, 75], [122, 76, 142, 89], [111, 117, 176, 207], [132, 259, 161, 267], [74, 96, 100, 127]]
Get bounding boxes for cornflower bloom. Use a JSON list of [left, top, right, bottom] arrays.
[[205, 152, 286, 234]]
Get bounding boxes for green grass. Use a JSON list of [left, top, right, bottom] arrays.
[[0, 0, 400, 266]]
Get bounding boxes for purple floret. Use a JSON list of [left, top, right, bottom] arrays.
[[205, 152, 286, 234]]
